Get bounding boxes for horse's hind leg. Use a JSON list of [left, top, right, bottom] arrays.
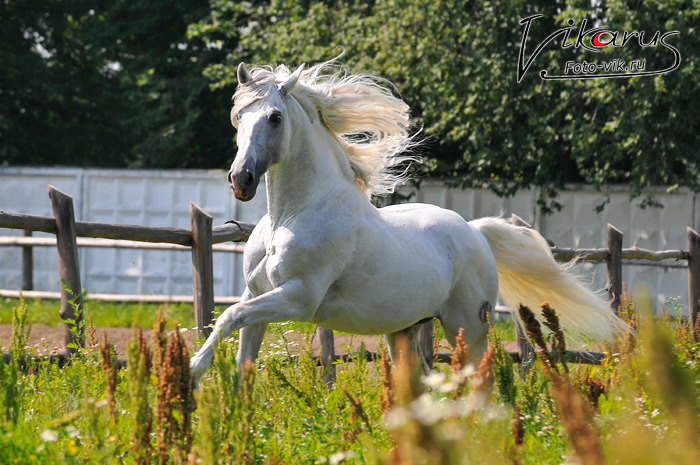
[[438, 283, 497, 363], [385, 322, 431, 373]]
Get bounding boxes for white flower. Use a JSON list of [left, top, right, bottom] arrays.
[[329, 451, 356, 465], [421, 372, 446, 389], [438, 381, 459, 393], [41, 429, 58, 442], [450, 395, 480, 418], [409, 394, 448, 426], [460, 364, 476, 378], [385, 407, 412, 430]]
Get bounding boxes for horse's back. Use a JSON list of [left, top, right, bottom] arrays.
[[377, 203, 491, 258]]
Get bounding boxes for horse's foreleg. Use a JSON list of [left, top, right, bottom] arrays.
[[190, 279, 320, 387], [189, 301, 239, 389], [237, 323, 268, 368]]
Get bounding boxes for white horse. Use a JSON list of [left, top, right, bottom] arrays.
[[190, 60, 628, 385]]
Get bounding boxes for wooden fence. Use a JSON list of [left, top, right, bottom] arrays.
[[1, 187, 699, 374], [0, 186, 254, 355]]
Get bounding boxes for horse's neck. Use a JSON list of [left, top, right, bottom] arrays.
[[265, 121, 359, 225]]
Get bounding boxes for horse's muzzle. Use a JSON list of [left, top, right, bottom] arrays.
[[229, 169, 258, 201]]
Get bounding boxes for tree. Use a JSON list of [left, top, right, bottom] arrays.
[[92, 0, 240, 169], [191, 0, 699, 210], [3, 0, 697, 210], [0, 1, 134, 166], [0, 0, 242, 170]]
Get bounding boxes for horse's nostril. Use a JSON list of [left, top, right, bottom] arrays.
[[241, 170, 254, 186], [227, 170, 234, 184]]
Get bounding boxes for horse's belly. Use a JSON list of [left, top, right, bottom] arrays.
[[311, 295, 429, 335], [310, 259, 454, 334], [309, 203, 497, 335]]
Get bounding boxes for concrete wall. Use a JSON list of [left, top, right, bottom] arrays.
[[415, 181, 698, 310], [0, 167, 267, 298], [1, 167, 697, 311]]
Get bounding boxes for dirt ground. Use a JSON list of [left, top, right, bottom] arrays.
[[0, 324, 385, 358], [1, 324, 520, 361]]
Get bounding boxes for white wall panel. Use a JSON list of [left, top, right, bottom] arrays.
[[0, 167, 268, 298], [0, 167, 83, 292]]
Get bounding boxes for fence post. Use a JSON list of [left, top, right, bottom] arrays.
[[317, 326, 336, 386], [48, 186, 84, 354], [606, 224, 623, 312], [191, 203, 215, 338], [688, 228, 700, 331], [21, 230, 33, 291]]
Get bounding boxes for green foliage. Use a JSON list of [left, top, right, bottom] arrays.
[[489, 326, 517, 407], [0, 295, 699, 463], [0, 0, 235, 169], [0, 297, 196, 329], [0, 297, 30, 424], [0, 1, 135, 167], [190, 0, 699, 211], [3, 1, 697, 207]]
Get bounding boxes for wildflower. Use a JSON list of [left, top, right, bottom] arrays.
[[41, 429, 58, 442], [451, 328, 469, 373], [99, 333, 118, 425], [379, 349, 394, 414], [451, 394, 482, 418], [421, 371, 446, 389], [384, 407, 412, 430], [437, 381, 459, 394], [409, 393, 447, 426], [512, 406, 525, 446], [330, 451, 354, 465], [474, 343, 496, 394], [460, 364, 476, 378]]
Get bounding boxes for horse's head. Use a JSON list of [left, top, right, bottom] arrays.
[[228, 62, 305, 201]]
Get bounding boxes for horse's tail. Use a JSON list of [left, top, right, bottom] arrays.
[[470, 216, 630, 343]]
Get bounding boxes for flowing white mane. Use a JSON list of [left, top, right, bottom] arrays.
[[231, 59, 419, 196]]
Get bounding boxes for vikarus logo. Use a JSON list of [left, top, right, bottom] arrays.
[[517, 14, 681, 83]]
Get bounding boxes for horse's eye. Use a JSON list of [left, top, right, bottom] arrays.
[[269, 112, 282, 125]]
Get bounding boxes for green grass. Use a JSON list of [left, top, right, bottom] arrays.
[[0, 296, 697, 464], [0, 297, 321, 335], [0, 297, 195, 329], [1, 296, 510, 343]]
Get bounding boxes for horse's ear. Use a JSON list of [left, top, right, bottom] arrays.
[[237, 62, 252, 85], [278, 64, 305, 97]]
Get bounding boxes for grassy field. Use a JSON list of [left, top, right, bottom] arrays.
[[0, 297, 329, 337], [0, 297, 197, 330], [0, 295, 698, 464]]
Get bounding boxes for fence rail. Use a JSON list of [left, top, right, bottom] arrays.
[[0, 210, 254, 245], [0, 236, 246, 253], [1, 188, 699, 371]]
